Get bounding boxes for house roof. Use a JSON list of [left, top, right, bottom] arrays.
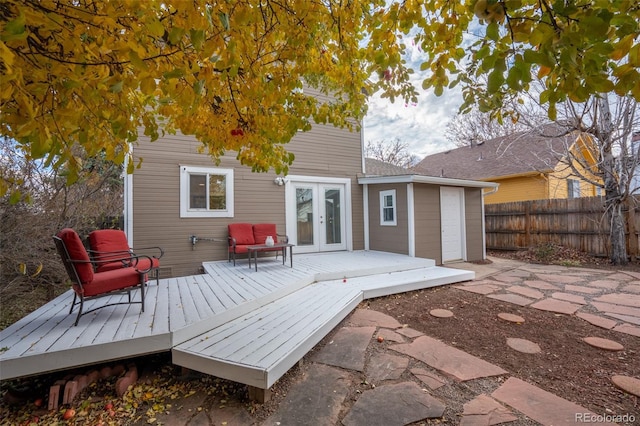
[[413, 124, 573, 181], [360, 158, 498, 189], [364, 158, 413, 176]]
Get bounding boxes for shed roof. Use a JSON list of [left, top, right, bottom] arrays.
[[364, 158, 413, 176], [413, 124, 573, 181]]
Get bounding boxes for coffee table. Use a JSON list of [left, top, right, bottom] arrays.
[[247, 243, 294, 271]]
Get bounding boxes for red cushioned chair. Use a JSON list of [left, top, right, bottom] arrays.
[[54, 228, 152, 326], [228, 223, 288, 266], [88, 229, 163, 285]]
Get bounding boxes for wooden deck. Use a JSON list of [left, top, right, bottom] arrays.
[[0, 251, 473, 385]]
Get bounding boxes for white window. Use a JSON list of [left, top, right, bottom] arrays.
[[180, 166, 234, 218], [567, 179, 580, 199], [380, 190, 397, 226]]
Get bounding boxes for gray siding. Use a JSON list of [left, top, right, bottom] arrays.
[[414, 184, 442, 264], [368, 184, 409, 255], [464, 188, 484, 261], [131, 87, 363, 277]]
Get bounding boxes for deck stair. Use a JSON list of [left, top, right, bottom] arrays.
[[172, 265, 473, 390]]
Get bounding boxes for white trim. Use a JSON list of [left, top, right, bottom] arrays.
[[379, 189, 397, 226], [358, 174, 499, 189], [179, 166, 234, 218], [407, 183, 415, 257], [363, 184, 369, 251]]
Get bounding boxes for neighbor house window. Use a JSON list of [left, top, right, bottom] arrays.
[[380, 190, 397, 226], [567, 179, 580, 199], [180, 166, 234, 218]]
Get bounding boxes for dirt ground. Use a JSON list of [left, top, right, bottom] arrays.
[[2, 250, 639, 425]]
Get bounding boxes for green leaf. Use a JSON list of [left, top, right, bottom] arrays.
[[128, 50, 147, 71], [168, 27, 185, 45], [486, 22, 499, 41], [140, 77, 156, 95], [190, 29, 205, 50], [147, 17, 165, 37], [163, 68, 185, 79], [487, 69, 504, 93], [1, 11, 26, 41], [110, 81, 124, 93], [219, 12, 230, 31], [193, 79, 205, 95]]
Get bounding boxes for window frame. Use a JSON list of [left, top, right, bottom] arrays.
[[180, 166, 234, 218], [567, 178, 580, 199], [379, 189, 397, 226]]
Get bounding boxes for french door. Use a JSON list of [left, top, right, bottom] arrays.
[[290, 182, 347, 253]]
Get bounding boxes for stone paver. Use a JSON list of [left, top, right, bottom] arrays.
[[611, 375, 640, 397], [586, 280, 621, 289], [342, 382, 445, 426], [410, 368, 447, 390], [313, 326, 375, 371], [430, 308, 454, 318], [391, 336, 507, 381], [376, 328, 405, 343], [604, 312, 640, 325], [262, 363, 352, 426], [365, 353, 408, 383], [506, 285, 545, 299], [497, 313, 525, 323], [459, 394, 518, 426], [522, 280, 561, 291], [621, 284, 640, 294], [492, 274, 522, 283], [605, 272, 634, 281], [564, 284, 603, 294], [491, 377, 617, 426], [395, 327, 424, 339], [536, 273, 585, 284], [506, 338, 541, 354], [487, 293, 534, 306], [454, 284, 500, 295], [530, 298, 581, 315], [575, 312, 617, 329], [582, 336, 624, 351], [592, 301, 640, 317], [613, 323, 640, 337], [551, 292, 587, 304], [594, 293, 640, 308], [348, 309, 403, 328]]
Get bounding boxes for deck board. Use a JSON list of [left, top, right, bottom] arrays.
[[0, 251, 472, 382]]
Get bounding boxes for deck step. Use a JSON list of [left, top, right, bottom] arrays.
[[171, 265, 472, 389], [172, 281, 363, 389]]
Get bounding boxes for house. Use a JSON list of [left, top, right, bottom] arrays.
[[124, 88, 497, 277], [413, 125, 602, 204]]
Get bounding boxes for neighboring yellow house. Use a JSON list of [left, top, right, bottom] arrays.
[[413, 125, 602, 204]]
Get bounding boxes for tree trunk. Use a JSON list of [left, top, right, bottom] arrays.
[[598, 97, 628, 265]]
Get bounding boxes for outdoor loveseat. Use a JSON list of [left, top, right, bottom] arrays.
[[54, 228, 153, 326], [228, 223, 288, 265]]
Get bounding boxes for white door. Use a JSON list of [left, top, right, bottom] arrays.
[[291, 182, 347, 253], [440, 187, 465, 262]]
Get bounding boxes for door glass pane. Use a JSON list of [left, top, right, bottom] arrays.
[[324, 188, 341, 244], [296, 188, 314, 246]]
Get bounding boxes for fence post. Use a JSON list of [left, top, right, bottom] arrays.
[[524, 202, 531, 248]]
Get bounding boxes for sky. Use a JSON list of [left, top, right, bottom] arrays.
[[362, 33, 475, 161]]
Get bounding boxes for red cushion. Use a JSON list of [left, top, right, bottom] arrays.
[[253, 223, 278, 245], [89, 230, 131, 271], [228, 223, 255, 245], [57, 228, 93, 284], [81, 267, 143, 297]]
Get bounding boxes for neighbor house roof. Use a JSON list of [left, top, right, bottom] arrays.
[[360, 158, 498, 189], [413, 124, 574, 181]]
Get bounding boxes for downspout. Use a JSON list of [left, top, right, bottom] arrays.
[[481, 186, 499, 260], [123, 147, 134, 247], [363, 183, 370, 251]]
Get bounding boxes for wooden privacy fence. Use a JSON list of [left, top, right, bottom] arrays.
[[485, 196, 640, 258]]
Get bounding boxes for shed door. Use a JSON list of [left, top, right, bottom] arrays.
[[440, 187, 466, 262]]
